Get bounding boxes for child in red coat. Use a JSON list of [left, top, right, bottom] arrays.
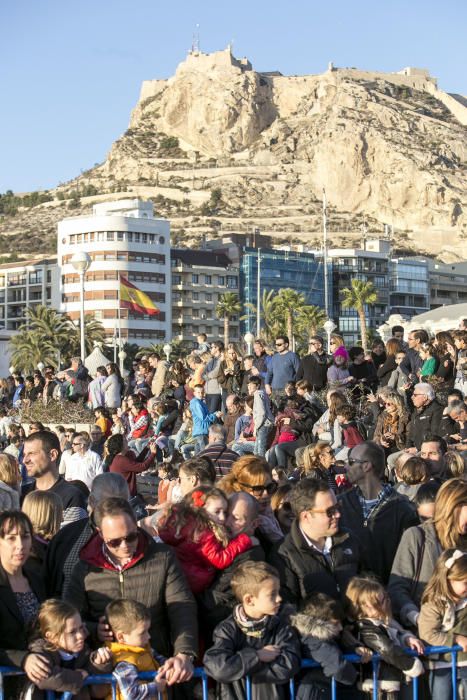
[[158, 486, 253, 594]]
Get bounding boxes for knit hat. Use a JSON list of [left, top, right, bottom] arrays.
[[333, 346, 349, 361]]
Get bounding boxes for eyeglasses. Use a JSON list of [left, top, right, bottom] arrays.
[[238, 481, 278, 496], [347, 457, 365, 466], [275, 343, 284, 348], [72, 442, 84, 446], [310, 504, 341, 518], [104, 531, 139, 548], [412, 393, 426, 397]]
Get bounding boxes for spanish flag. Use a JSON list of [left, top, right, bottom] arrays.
[[119, 275, 160, 316]]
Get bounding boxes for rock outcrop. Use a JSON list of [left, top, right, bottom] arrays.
[[1, 48, 466, 259]]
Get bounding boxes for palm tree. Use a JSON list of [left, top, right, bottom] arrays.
[[242, 289, 282, 342], [340, 279, 378, 351], [216, 292, 242, 347], [64, 315, 107, 358], [297, 305, 327, 339], [9, 328, 58, 373], [274, 289, 308, 348], [25, 305, 73, 368]]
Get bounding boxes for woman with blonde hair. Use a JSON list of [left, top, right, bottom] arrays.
[[444, 450, 466, 479], [0, 453, 20, 511], [299, 441, 348, 492], [389, 477, 467, 627], [219, 455, 283, 544], [22, 490, 63, 574], [373, 390, 410, 456]]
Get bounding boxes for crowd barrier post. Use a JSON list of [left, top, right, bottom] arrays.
[[0, 645, 463, 700]]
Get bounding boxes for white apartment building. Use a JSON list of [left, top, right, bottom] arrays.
[[58, 199, 171, 345], [0, 256, 60, 332]]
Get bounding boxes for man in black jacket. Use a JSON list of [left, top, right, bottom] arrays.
[[269, 479, 360, 605], [406, 383, 444, 450], [296, 336, 329, 390], [400, 329, 429, 381], [339, 441, 419, 584]]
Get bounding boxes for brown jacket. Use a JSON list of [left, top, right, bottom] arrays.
[[65, 530, 198, 659], [418, 598, 467, 666]]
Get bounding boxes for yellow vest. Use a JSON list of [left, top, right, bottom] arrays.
[[105, 642, 166, 700]]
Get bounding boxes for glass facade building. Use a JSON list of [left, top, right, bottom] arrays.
[[390, 258, 430, 318], [240, 248, 331, 335]]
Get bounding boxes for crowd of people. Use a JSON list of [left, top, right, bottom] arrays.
[[0, 322, 467, 699]]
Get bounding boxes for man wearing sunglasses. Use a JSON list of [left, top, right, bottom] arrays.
[[339, 441, 418, 585], [66, 497, 198, 688], [265, 335, 300, 403], [269, 479, 360, 605]]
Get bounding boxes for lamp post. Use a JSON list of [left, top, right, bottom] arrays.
[[8, 366, 15, 375], [244, 332, 255, 355], [71, 252, 91, 362], [37, 362, 45, 373], [118, 349, 127, 375], [163, 343, 171, 363], [323, 318, 337, 355]]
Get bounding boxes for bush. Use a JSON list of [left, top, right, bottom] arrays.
[[160, 136, 179, 149]]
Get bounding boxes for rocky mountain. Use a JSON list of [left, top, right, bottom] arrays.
[[1, 48, 466, 259]]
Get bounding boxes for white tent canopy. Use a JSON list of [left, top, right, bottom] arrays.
[[84, 345, 109, 378], [378, 304, 467, 340]]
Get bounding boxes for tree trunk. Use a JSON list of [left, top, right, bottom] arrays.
[[287, 311, 293, 345], [224, 315, 229, 348], [358, 309, 367, 352]]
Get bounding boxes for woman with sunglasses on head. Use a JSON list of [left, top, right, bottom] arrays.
[[373, 390, 410, 458], [65, 496, 198, 686], [299, 441, 349, 493], [219, 455, 284, 547]]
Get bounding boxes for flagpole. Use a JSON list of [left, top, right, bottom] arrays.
[[117, 279, 123, 374]]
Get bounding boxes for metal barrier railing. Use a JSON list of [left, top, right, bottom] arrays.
[[0, 645, 463, 700]]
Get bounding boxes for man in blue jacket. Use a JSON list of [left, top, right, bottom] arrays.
[[189, 384, 222, 454], [265, 335, 300, 405]]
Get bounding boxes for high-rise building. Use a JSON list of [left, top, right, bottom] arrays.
[[390, 257, 430, 318], [171, 249, 240, 344], [428, 260, 467, 308], [58, 199, 171, 345]]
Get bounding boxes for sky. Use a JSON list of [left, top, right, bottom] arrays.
[[1, 0, 466, 194]]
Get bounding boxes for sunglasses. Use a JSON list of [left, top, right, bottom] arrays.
[[348, 457, 365, 466], [238, 481, 278, 496], [310, 504, 340, 518], [104, 531, 139, 549], [72, 442, 84, 446], [275, 343, 284, 347]]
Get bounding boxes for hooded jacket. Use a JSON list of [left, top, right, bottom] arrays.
[[268, 520, 360, 605], [290, 612, 357, 700], [64, 529, 198, 659]]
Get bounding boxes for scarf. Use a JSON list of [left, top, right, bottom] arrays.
[[233, 605, 269, 638]]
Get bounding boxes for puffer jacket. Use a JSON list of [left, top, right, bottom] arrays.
[[290, 612, 357, 700], [388, 520, 443, 627], [354, 618, 422, 680], [158, 511, 252, 594], [268, 520, 360, 604], [203, 612, 301, 700], [418, 598, 467, 667], [64, 529, 198, 659]]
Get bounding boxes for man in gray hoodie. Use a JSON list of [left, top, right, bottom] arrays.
[[248, 376, 274, 457]]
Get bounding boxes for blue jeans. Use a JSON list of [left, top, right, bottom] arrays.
[[430, 665, 467, 700], [193, 435, 208, 455], [254, 424, 271, 457], [232, 441, 255, 456]]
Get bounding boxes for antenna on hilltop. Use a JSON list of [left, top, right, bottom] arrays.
[[192, 24, 200, 53]]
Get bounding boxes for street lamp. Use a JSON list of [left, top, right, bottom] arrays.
[[8, 366, 15, 375], [37, 362, 45, 373], [244, 332, 255, 355], [163, 343, 171, 363], [71, 252, 91, 362], [118, 349, 127, 375], [323, 318, 337, 354]]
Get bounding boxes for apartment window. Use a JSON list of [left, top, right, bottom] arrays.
[[226, 276, 238, 289], [76, 234, 83, 243], [134, 233, 140, 242], [206, 310, 212, 319], [192, 274, 199, 284], [205, 326, 212, 335], [107, 232, 114, 241], [173, 274, 182, 285], [217, 276, 225, 285], [46, 270, 52, 283], [205, 274, 212, 285], [128, 232, 133, 242], [192, 292, 199, 301], [117, 232, 124, 241], [29, 271, 43, 284], [205, 293, 212, 302], [193, 309, 199, 318], [97, 232, 105, 241], [89, 232, 95, 242], [83, 233, 89, 243], [142, 233, 148, 243], [149, 234, 155, 243]]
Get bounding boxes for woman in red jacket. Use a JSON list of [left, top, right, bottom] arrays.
[[158, 486, 253, 594], [104, 434, 157, 497]]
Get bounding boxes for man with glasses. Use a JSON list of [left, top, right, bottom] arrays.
[[65, 431, 103, 489], [270, 478, 360, 604], [66, 497, 198, 689], [296, 335, 329, 391], [339, 441, 418, 584], [265, 335, 300, 403]]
